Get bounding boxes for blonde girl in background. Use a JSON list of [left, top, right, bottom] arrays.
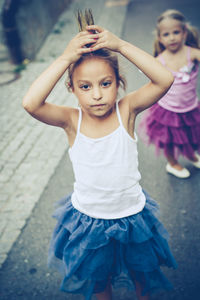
[[140, 9, 200, 178], [23, 10, 176, 300]]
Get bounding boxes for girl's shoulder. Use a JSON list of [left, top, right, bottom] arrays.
[[156, 50, 171, 65], [190, 47, 200, 63]]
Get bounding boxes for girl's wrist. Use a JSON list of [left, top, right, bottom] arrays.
[[117, 40, 131, 53], [57, 55, 71, 67]]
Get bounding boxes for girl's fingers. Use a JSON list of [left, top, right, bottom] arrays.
[[78, 47, 95, 54], [71, 34, 98, 49], [79, 37, 98, 48], [78, 33, 99, 43], [90, 41, 106, 51]]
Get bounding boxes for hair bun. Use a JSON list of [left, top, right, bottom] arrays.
[[76, 9, 95, 32]]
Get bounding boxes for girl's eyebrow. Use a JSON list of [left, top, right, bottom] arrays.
[[77, 80, 91, 84], [77, 76, 114, 83]]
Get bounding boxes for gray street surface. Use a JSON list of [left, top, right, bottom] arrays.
[[0, 0, 200, 299]]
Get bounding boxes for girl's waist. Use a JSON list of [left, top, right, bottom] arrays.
[[71, 183, 146, 219], [158, 94, 198, 113]]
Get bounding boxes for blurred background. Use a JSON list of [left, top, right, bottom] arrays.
[[0, 0, 200, 299]]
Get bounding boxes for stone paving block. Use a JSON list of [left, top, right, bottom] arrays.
[[0, 193, 9, 207], [0, 182, 18, 201], [0, 169, 14, 183]]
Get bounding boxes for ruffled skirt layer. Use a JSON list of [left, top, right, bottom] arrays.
[[48, 191, 177, 299], [139, 103, 200, 159]]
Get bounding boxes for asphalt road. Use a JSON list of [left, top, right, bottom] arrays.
[[0, 1, 200, 300]]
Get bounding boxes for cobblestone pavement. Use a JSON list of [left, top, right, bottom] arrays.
[[0, 0, 129, 268]]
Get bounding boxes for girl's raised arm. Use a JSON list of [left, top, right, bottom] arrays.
[[118, 41, 174, 114], [22, 31, 98, 128], [88, 25, 174, 114]]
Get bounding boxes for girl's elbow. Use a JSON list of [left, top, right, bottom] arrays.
[[22, 98, 34, 114]]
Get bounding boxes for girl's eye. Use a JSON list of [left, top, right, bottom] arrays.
[[102, 81, 111, 87], [174, 30, 180, 35], [163, 32, 169, 37], [80, 84, 90, 90]]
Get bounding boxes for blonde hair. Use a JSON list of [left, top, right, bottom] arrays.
[[153, 9, 200, 57]]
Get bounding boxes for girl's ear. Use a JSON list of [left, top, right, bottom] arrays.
[[66, 82, 74, 93]]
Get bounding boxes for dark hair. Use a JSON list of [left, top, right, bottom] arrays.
[[66, 9, 126, 91], [153, 9, 200, 57], [66, 48, 126, 91]]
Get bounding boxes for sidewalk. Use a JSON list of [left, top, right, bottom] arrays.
[[0, 0, 129, 268]]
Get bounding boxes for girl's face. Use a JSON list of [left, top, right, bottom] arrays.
[[158, 18, 187, 53], [72, 57, 119, 118]]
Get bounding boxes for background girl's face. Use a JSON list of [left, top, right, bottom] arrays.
[[72, 57, 119, 118], [158, 18, 186, 53]]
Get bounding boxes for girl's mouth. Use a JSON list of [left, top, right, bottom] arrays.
[[91, 104, 105, 107]]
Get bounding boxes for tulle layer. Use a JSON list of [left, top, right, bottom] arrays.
[[48, 191, 177, 299], [139, 103, 200, 159]]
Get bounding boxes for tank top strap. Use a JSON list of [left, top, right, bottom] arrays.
[[116, 100, 123, 127], [76, 107, 82, 134]]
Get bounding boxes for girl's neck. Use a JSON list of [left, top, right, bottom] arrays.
[[80, 103, 119, 139], [161, 45, 188, 71]]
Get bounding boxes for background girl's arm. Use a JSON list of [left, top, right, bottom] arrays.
[[88, 25, 174, 115], [22, 31, 98, 128]]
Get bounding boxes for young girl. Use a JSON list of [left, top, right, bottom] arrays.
[[140, 9, 200, 178], [22, 11, 176, 300]]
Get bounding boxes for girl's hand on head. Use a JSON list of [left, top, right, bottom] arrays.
[[60, 31, 99, 63], [86, 25, 125, 52]]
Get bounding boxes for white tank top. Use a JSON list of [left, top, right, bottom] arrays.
[[68, 100, 146, 219]]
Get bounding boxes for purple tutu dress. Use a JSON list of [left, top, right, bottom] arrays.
[[139, 48, 200, 160], [139, 103, 200, 159], [48, 191, 177, 300]]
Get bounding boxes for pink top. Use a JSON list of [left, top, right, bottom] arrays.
[[158, 47, 199, 113]]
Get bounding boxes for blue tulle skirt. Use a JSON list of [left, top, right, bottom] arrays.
[[48, 191, 177, 299]]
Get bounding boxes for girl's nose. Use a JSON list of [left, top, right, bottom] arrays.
[[93, 87, 102, 100]]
